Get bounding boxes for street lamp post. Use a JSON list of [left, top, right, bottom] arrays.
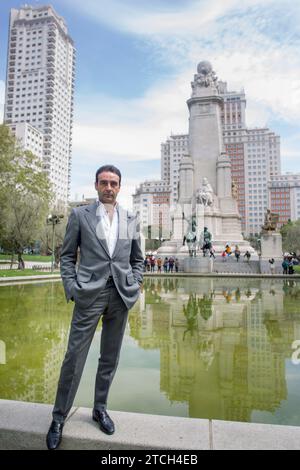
[[46, 214, 64, 273]]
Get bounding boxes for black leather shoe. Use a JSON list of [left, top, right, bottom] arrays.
[[92, 409, 115, 435], [46, 420, 64, 450]]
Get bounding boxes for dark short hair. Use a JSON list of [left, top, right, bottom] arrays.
[[95, 165, 121, 185]]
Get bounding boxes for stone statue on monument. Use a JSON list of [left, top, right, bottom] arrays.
[[196, 177, 214, 207], [232, 181, 238, 200], [196, 61, 218, 87], [261, 209, 279, 233], [191, 61, 219, 97], [199, 227, 212, 257], [183, 215, 197, 257]]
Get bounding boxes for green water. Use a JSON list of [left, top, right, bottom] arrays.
[[1, 277, 300, 425]]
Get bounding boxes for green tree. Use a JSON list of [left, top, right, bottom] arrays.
[[0, 125, 18, 239], [0, 124, 53, 268], [280, 220, 300, 254]]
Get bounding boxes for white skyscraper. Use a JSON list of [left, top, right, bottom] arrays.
[[161, 134, 189, 205], [4, 5, 75, 206], [7, 122, 44, 160], [219, 82, 281, 235]]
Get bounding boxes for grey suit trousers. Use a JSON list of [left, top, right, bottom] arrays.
[[52, 279, 128, 423]]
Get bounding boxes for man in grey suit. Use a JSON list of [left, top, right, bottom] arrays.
[[46, 165, 144, 450]]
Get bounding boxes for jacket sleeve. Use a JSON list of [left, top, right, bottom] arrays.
[[130, 219, 144, 286], [60, 209, 80, 302]]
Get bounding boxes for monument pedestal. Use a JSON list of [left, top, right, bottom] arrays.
[[260, 232, 283, 274], [184, 257, 213, 273]]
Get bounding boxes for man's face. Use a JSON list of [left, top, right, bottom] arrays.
[[95, 171, 120, 205]]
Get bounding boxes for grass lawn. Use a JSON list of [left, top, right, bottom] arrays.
[[0, 254, 52, 262], [0, 269, 59, 277], [294, 265, 300, 273]]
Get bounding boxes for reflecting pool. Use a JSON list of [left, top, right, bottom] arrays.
[[1, 277, 300, 425]]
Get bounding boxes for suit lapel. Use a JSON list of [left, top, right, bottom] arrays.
[[83, 201, 110, 258]]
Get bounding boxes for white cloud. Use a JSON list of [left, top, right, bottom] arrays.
[[66, 0, 300, 178], [72, 45, 300, 169], [72, 73, 190, 163], [212, 49, 300, 124], [64, 0, 275, 36]]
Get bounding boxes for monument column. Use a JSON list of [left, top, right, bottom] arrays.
[[178, 154, 194, 204], [217, 151, 232, 198], [187, 61, 223, 195]]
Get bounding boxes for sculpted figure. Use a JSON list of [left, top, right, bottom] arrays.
[[199, 227, 212, 257], [232, 181, 238, 200], [183, 216, 197, 257], [262, 209, 279, 232], [196, 178, 213, 207]]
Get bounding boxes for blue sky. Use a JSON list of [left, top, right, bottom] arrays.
[[1, 0, 300, 207]]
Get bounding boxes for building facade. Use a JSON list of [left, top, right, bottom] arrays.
[[4, 5, 75, 206], [161, 134, 189, 206], [220, 82, 281, 235], [132, 180, 171, 239], [7, 122, 44, 160], [223, 127, 281, 235], [69, 197, 97, 209], [269, 173, 300, 227]]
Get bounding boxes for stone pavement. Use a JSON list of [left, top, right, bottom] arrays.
[[1, 400, 300, 450]]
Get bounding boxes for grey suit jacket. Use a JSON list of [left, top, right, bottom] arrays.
[[60, 201, 144, 310]]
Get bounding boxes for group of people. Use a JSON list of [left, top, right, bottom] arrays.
[[268, 253, 299, 275], [144, 249, 299, 276], [282, 253, 299, 275], [221, 244, 251, 263], [143, 255, 180, 273]]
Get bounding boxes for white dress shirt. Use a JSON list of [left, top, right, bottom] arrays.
[[97, 200, 119, 257]]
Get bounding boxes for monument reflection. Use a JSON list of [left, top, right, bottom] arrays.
[[129, 278, 300, 423], [1, 279, 300, 425]]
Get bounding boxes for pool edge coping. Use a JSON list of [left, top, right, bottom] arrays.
[[0, 273, 300, 284], [1, 399, 300, 450]]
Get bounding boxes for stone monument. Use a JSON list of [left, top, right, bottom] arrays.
[[158, 61, 256, 270], [260, 210, 283, 274]]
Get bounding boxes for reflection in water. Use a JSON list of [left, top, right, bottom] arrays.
[[1, 278, 300, 425], [182, 293, 213, 340], [129, 278, 300, 424], [0, 281, 72, 405]]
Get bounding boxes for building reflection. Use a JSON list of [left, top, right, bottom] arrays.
[[129, 278, 300, 422], [0, 281, 71, 405], [1, 278, 300, 423]]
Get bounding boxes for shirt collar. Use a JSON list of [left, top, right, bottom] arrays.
[[97, 199, 119, 215]]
